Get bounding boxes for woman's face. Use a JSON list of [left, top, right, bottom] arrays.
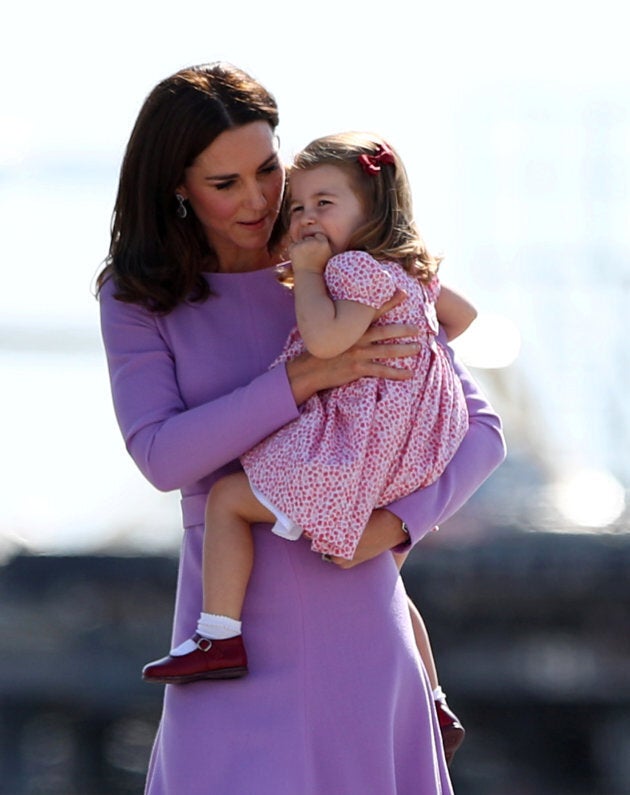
[[177, 121, 285, 272]]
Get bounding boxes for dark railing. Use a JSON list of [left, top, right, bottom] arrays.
[[1, 531, 629, 794]]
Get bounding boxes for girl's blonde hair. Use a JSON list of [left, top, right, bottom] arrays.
[[287, 131, 441, 282]]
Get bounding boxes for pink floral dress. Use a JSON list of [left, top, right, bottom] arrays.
[[241, 250, 469, 559]]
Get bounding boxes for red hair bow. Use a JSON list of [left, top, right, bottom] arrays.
[[358, 143, 395, 175]]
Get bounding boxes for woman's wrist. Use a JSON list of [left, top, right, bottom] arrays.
[[372, 508, 410, 549], [285, 355, 323, 405], [388, 512, 412, 548], [332, 508, 410, 569]]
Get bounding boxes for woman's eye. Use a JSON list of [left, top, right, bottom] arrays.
[[215, 180, 235, 191], [261, 163, 279, 175]]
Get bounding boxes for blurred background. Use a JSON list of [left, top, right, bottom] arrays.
[[1, 1, 628, 793]]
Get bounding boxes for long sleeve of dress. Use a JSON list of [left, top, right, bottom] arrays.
[[99, 281, 300, 493], [389, 349, 506, 544]]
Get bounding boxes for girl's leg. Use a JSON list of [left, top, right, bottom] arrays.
[[392, 551, 466, 766], [391, 551, 438, 688], [202, 471, 275, 621], [141, 472, 275, 684], [405, 592, 440, 690]]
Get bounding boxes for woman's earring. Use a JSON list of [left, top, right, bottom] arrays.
[[175, 193, 188, 219]]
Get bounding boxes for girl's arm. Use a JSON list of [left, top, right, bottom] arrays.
[[291, 235, 378, 358], [436, 285, 478, 342], [286, 312, 419, 403]]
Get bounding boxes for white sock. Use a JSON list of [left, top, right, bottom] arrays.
[[433, 685, 446, 701], [170, 638, 199, 656], [197, 612, 242, 640], [169, 613, 242, 656]]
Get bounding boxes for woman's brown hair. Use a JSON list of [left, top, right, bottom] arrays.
[[96, 62, 284, 312], [288, 131, 441, 282]]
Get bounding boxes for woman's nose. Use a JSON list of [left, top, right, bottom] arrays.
[[245, 181, 267, 209]]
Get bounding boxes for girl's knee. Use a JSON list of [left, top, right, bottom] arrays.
[[206, 472, 248, 517]]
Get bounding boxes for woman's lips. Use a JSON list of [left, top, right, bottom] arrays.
[[239, 215, 268, 230]]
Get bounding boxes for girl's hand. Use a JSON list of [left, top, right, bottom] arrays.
[[327, 508, 409, 569], [289, 233, 331, 274]]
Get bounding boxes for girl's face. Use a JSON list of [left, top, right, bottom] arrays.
[[177, 121, 285, 272], [288, 164, 366, 255]]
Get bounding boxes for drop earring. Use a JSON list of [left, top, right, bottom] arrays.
[[175, 193, 188, 219]]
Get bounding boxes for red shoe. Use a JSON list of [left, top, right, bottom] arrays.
[[142, 634, 248, 684], [435, 696, 466, 766]]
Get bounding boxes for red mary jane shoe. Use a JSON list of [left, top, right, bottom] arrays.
[[142, 634, 248, 684], [435, 696, 466, 766]]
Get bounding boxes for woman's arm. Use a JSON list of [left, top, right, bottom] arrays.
[[100, 284, 420, 492], [394, 353, 506, 543], [333, 341, 506, 567], [286, 314, 420, 403], [100, 286, 303, 492]]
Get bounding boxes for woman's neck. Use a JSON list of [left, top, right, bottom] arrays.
[[215, 248, 279, 274]]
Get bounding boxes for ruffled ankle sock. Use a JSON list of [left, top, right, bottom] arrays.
[[170, 612, 242, 656], [197, 612, 242, 640]]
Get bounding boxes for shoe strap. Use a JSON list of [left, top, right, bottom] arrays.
[[193, 633, 213, 652]]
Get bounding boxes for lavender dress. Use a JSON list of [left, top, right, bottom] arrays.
[[99, 266, 505, 795]]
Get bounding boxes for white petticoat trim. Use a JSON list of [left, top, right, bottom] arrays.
[[250, 482, 303, 541]]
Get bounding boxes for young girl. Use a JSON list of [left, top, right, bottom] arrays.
[[143, 132, 475, 757]]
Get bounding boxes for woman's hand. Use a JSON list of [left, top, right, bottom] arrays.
[[286, 289, 419, 405], [374, 288, 408, 320], [327, 508, 409, 569]]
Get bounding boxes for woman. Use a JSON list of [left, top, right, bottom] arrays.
[[98, 62, 505, 794]]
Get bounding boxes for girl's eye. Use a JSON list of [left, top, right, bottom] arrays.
[[289, 205, 303, 215], [318, 199, 332, 207]]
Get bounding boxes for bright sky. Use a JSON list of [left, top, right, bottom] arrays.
[[1, 0, 627, 553], [3, 1, 626, 159], [2, 0, 625, 324]]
